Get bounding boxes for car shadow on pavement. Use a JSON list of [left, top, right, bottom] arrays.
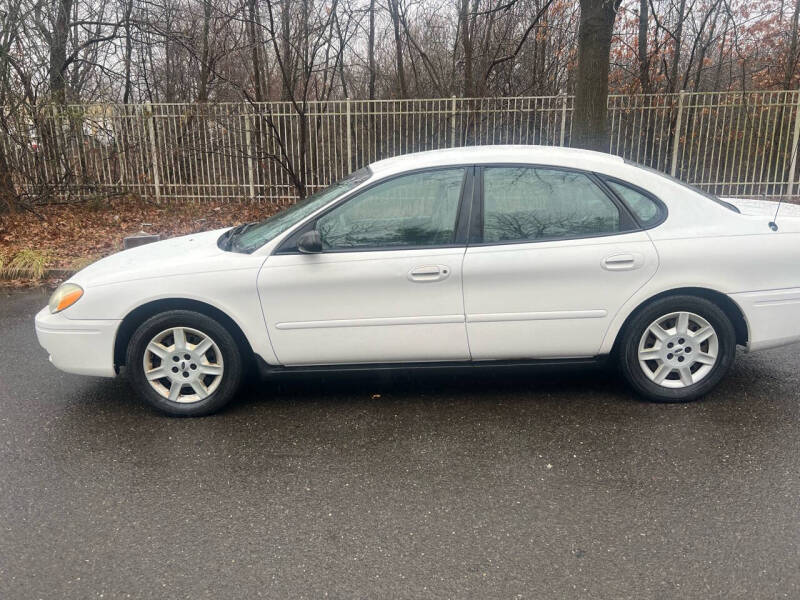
[[31, 349, 792, 524], [63, 347, 792, 422], [39, 352, 789, 493], [45, 346, 794, 458], [235, 362, 624, 405]]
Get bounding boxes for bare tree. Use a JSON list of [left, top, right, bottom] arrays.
[[638, 0, 651, 92], [572, 0, 622, 151], [0, 3, 22, 211], [785, 0, 800, 88], [387, 0, 408, 97], [368, 0, 376, 99]]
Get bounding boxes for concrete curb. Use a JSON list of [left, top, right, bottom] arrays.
[[44, 268, 75, 279]]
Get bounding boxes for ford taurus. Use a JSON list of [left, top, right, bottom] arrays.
[[35, 146, 800, 415]]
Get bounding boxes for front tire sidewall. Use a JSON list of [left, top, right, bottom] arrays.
[[127, 310, 243, 416], [620, 296, 736, 403]]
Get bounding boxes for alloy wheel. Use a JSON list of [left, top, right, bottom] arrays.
[[142, 327, 224, 403], [637, 311, 719, 388]]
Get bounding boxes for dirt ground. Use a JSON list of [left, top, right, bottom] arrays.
[[0, 198, 282, 286]]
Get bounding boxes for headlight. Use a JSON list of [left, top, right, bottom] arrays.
[[48, 283, 84, 314]]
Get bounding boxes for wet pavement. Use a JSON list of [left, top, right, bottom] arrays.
[[2, 287, 799, 598]]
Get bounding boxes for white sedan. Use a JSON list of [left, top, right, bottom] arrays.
[[35, 146, 800, 416]]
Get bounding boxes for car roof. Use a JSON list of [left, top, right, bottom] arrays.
[[368, 145, 625, 176]]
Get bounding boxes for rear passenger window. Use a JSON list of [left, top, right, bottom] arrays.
[[482, 167, 621, 243], [605, 180, 662, 227]]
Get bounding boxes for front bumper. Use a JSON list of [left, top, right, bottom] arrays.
[[34, 307, 120, 377]]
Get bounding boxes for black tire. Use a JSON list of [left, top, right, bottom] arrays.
[[618, 295, 736, 403], [126, 309, 244, 416]]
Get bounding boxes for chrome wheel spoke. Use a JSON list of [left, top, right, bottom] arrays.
[[190, 381, 209, 399], [146, 341, 169, 359], [652, 363, 671, 384], [145, 366, 168, 381], [199, 364, 223, 376], [678, 366, 694, 386], [638, 348, 662, 361], [691, 326, 714, 344], [695, 352, 716, 366], [168, 380, 182, 401], [193, 336, 213, 356], [172, 327, 187, 350], [676, 312, 690, 335], [648, 324, 669, 342]]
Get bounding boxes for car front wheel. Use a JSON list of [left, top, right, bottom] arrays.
[[619, 295, 736, 403], [126, 310, 244, 416]]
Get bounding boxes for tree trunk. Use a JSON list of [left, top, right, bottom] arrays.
[[785, 0, 800, 89], [460, 0, 473, 98], [46, 0, 73, 194], [197, 0, 213, 102], [0, 142, 16, 214], [280, 0, 293, 100], [669, 0, 687, 93], [638, 0, 650, 92], [713, 25, 727, 90], [573, 0, 620, 151], [49, 0, 73, 104], [246, 0, 265, 198], [248, 0, 265, 102], [388, 0, 407, 98], [368, 0, 376, 100], [122, 0, 134, 103]]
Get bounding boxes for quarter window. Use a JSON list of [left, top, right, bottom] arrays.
[[605, 179, 662, 227], [316, 168, 465, 250], [482, 167, 621, 243]]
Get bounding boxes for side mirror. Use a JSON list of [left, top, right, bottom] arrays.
[[297, 230, 323, 254]]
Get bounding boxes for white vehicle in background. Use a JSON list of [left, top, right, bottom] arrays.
[[36, 146, 800, 416]]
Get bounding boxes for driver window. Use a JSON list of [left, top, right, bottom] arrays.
[[315, 168, 465, 250]]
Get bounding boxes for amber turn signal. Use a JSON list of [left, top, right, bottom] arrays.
[[48, 283, 84, 314]]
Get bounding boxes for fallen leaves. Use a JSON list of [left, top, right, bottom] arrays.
[[0, 197, 284, 284]]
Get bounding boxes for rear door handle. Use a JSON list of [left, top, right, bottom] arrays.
[[602, 253, 644, 271], [408, 265, 450, 282]]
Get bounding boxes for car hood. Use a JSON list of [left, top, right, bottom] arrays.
[[70, 228, 262, 287]]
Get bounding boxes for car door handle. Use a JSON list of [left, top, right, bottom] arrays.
[[408, 265, 450, 282], [602, 253, 644, 271]]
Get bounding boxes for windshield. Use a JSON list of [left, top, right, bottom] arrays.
[[624, 159, 740, 213], [222, 167, 372, 253]]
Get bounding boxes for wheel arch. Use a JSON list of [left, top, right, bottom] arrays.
[[610, 287, 749, 355], [114, 298, 256, 369]]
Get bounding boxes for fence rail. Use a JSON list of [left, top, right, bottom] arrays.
[[2, 90, 799, 204]]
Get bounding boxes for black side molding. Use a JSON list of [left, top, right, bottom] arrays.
[[254, 355, 608, 379]]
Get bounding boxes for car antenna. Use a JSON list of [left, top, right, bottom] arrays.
[[768, 193, 780, 231], [763, 193, 783, 231], [769, 137, 798, 231]]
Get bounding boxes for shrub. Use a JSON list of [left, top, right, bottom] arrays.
[[2, 248, 52, 279]]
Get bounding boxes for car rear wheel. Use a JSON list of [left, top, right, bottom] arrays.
[[619, 295, 736, 403], [126, 310, 243, 416]]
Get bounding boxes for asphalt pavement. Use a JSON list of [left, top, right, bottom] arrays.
[[1, 286, 799, 599]]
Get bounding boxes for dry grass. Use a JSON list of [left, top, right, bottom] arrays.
[[1, 248, 52, 279]]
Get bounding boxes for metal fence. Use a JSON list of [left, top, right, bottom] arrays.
[[2, 90, 799, 204]]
